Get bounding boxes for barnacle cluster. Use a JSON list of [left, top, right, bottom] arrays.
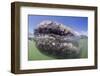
[[33, 20, 80, 59]]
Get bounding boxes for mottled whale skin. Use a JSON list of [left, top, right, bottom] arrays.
[[34, 20, 80, 59]]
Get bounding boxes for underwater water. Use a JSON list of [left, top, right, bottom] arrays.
[[28, 38, 88, 60]]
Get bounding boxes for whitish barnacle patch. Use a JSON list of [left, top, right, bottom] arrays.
[[33, 20, 81, 59]]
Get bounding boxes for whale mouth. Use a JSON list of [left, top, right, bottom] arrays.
[[33, 20, 80, 59]]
